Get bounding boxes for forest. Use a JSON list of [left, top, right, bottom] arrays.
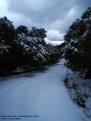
[[0, 17, 61, 75], [62, 7, 91, 79], [0, 7, 91, 79]]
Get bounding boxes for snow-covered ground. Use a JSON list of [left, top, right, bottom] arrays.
[[65, 70, 91, 119], [0, 59, 89, 121]]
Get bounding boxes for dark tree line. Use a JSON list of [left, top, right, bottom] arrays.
[[63, 7, 91, 78], [0, 17, 61, 76]]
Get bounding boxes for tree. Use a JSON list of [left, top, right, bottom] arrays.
[[63, 7, 91, 78], [30, 27, 46, 39], [81, 7, 91, 20], [64, 19, 86, 43], [0, 17, 61, 75], [16, 25, 29, 36], [0, 16, 15, 45]]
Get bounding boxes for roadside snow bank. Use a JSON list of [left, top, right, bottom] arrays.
[[64, 70, 91, 119]]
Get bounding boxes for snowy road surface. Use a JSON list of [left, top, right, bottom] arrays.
[[0, 60, 89, 121]]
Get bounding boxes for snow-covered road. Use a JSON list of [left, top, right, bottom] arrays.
[[0, 60, 89, 121]]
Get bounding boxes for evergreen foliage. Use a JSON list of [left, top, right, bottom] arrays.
[[0, 17, 61, 76], [63, 7, 91, 78]]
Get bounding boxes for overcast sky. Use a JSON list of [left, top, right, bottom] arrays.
[[0, 0, 91, 44]]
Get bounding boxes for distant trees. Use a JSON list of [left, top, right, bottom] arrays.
[[63, 7, 91, 78]]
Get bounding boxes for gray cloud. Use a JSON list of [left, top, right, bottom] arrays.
[[0, 0, 91, 43], [6, 0, 74, 22]]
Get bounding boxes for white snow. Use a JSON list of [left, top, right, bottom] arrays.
[[0, 59, 89, 121], [0, 42, 10, 54], [65, 71, 91, 119]]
